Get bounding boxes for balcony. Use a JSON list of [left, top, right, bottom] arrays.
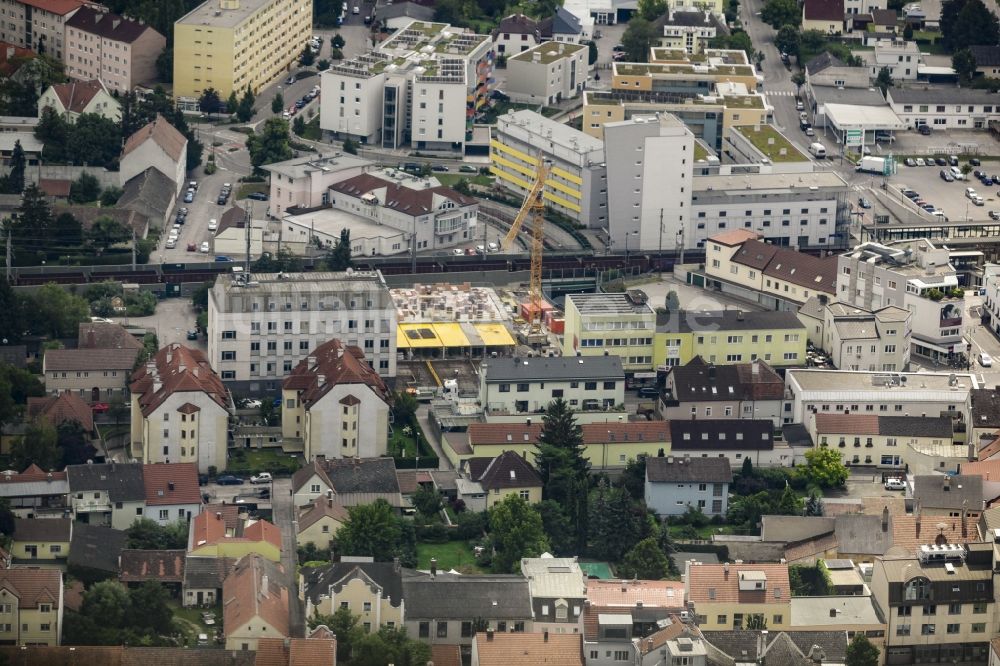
[[74, 499, 111, 512]]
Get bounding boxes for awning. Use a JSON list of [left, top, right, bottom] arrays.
[[824, 103, 907, 131]]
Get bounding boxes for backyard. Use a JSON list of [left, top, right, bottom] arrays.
[[435, 173, 494, 188], [226, 448, 300, 476], [416, 541, 484, 573]]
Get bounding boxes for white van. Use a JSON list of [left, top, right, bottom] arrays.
[[950, 166, 964, 180], [808, 142, 827, 158]]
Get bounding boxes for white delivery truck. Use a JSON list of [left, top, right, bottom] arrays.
[[809, 142, 827, 158], [856, 156, 888, 174]]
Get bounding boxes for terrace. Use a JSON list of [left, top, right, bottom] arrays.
[[740, 125, 806, 163]]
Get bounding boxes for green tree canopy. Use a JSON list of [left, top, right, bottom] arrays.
[[775, 25, 801, 56], [336, 499, 404, 561], [272, 92, 284, 114], [324, 228, 353, 270], [237, 86, 256, 122], [0, 140, 26, 194], [802, 447, 849, 488], [875, 66, 894, 94], [845, 633, 880, 666], [68, 172, 101, 204], [88, 215, 130, 253], [622, 17, 657, 62], [637, 0, 668, 20], [10, 418, 59, 471], [953, 48, 978, 84], [761, 0, 801, 27], [489, 495, 549, 573], [247, 117, 293, 173], [68, 113, 122, 169], [126, 518, 190, 550], [27, 283, 89, 338], [618, 537, 672, 579], [588, 480, 643, 561], [941, 0, 999, 51], [534, 398, 589, 552], [199, 87, 222, 114]]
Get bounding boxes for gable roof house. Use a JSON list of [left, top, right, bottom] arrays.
[[66, 462, 146, 530], [118, 549, 186, 587], [118, 166, 177, 229], [42, 333, 140, 404], [583, 579, 687, 662], [67, 522, 127, 575], [295, 494, 349, 551], [645, 456, 733, 517], [119, 114, 187, 195], [182, 555, 236, 608], [912, 474, 984, 518], [686, 562, 791, 631], [281, 338, 390, 461], [37, 79, 120, 122], [26, 392, 95, 435], [129, 344, 231, 474], [803, 0, 845, 33], [0, 569, 65, 646], [520, 554, 587, 632], [188, 511, 282, 562], [660, 357, 785, 427], [472, 632, 584, 666], [11, 518, 71, 565], [301, 559, 421, 624], [142, 462, 202, 525], [223, 554, 288, 651], [539, 6, 586, 42], [492, 13, 540, 54], [0, 465, 69, 519], [291, 457, 401, 509], [458, 451, 543, 511], [63, 5, 166, 94]]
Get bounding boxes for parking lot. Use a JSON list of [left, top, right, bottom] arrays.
[[890, 157, 1000, 223]]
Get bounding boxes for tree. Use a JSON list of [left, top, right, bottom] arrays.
[[777, 484, 803, 515], [622, 17, 657, 62], [237, 86, 255, 122], [226, 90, 239, 114], [271, 92, 284, 114], [300, 45, 316, 67], [293, 114, 307, 135], [775, 24, 801, 56], [789, 562, 833, 596], [942, 0, 999, 51], [126, 518, 190, 550], [805, 491, 824, 516], [332, 33, 345, 49], [88, 215, 130, 253], [324, 228, 353, 270], [0, 500, 14, 538], [618, 537, 671, 579], [489, 495, 549, 572], [10, 418, 59, 471], [0, 279, 24, 346], [903, 22, 914, 40], [337, 499, 403, 561], [762, 0, 801, 27], [791, 71, 806, 92], [637, 0, 667, 20], [99, 186, 123, 207], [68, 113, 122, 169], [619, 455, 646, 501], [802, 447, 849, 488], [1, 140, 26, 194], [845, 634, 880, 666], [68, 172, 101, 203], [535, 500, 575, 556], [412, 486, 443, 518], [534, 398, 589, 552], [35, 108, 69, 162], [317, 58, 330, 71], [953, 48, 978, 84], [128, 581, 173, 635], [741, 456, 754, 478], [744, 614, 767, 630], [246, 117, 293, 173], [655, 521, 678, 575], [199, 87, 222, 115], [26, 283, 88, 338], [588, 481, 642, 561], [155, 48, 172, 82], [587, 40, 598, 65], [79, 580, 129, 636], [49, 212, 82, 247], [343, 137, 359, 154], [311, 606, 362, 662], [875, 66, 894, 94], [351, 625, 432, 666], [665, 290, 680, 312], [57, 420, 97, 466]]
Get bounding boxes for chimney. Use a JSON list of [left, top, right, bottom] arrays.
[[943, 476, 951, 490], [881, 505, 889, 532], [829, 608, 837, 618], [318, 374, 326, 386], [326, 489, 333, 499], [261, 574, 269, 597], [723, 562, 729, 577], [327, 496, 333, 508], [486, 628, 494, 641], [708, 365, 716, 380], [430, 558, 437, 576], [737, 309, 744, 321], [394, 556, 401, 573], [112, 18, 120, 29], [544, 630, 549, 642]]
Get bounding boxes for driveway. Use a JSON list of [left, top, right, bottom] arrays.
[[271, 477, 305, 636]]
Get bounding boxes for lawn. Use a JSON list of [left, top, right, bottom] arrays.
[[416, 541, 484, 572], [226, 448, 300, 476], [435, 173, 494, 188], [389, 425, 420, 458], [740, 125, 806, 162], [236, 183, 267, 200], [169, 601, 220, 647], [301, 117, 322, 141]]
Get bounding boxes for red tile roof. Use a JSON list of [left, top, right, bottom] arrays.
[[708, 229, 761, 247], [430, 645, 461, 666], [979, 431, 1000, 460], [814, 413, 880, 435], [143, 463, 201, 506], [586, 579, 686, 607], [467, 422, 670, 446], [203, 503, 240, 531], [78, 322, 143, 351], [331, 173, 477, 217], [118, 549, 186, 583], [961, 459, 1000, 481], [687, 563, 790, 605], [19, 0, 85, 15], [47, 80, 108, 114], [223, 555, 288, 639], [191, 510, 228, 548], [0, 42, 36, 77], [243, 519, 283, 550], [283, 338, 388, 408], [130, 344, 228, 418], [254, 636, 337, 666], [26, 392, 94, 432], [0, 463, 67, 484], [891, 514, 975, 553], [474, 632, 583, 666], [804, 0, 845, 21], [122, 114, 186, 164], [0, 569, 62, 609]]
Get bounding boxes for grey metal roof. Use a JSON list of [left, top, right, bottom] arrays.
[[970, 45, 1000, 67], [913, 475, 983, 511], [377, 1, 435, 21], [540, 6, 582, 36], [119, 166, 174, 222], [66, 462, 145, 502], [703, 630, 847, 664], [834, 320, 878, 340], [888, 87, 1000, 105], [69, 523, 126, 573], [324, 457, 400, 494], [834, 514, 891, 555], [782, 424, 813, 448], [402, 574, 532, 620], [797, 296, 824, 321], [520, 556, 587, 600], [0, 478, 69, 498], [877, 416, 953, 438], [657, 309, 804, 334], [482, 355, 624, 382], [669, 419, 773, 451], [971, 389, 1000, 428], [645, 456, 732, 483], [183, 555, 236, 590]]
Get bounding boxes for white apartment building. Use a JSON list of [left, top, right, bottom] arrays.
[[207, 270, 397, 394], [604, 113, 693, 254], [886, 88, 1000, 130], [491, 109, 607, 228], [837, 240, 965, 363], [319, 20, 494, 152], [982, 263, 1000, 338], [0, 0, 83, 61], [845, 0, 887, 13], [505, 41, 587, 106], [660, 9, 720, 54], [262, 152, 371, 219], [868, 39, 921, 81], [819, 301, 912, 371]]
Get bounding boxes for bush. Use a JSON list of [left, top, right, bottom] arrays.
[[204, 162, 217, 175], [415, 523, 450, 543], [454, 511, 488, 540]]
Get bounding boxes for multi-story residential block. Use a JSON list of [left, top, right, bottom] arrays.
[[887, 87, 1000, 130], [301, 559, 416, 626], [326, 170, 479, 252], [659, 357, 785, 427], [838, 240, 965, 363], [660, 10, 722, 54], [797, 298, 912, 371], [704, 230, 839, 309], [783, 369, 976, 425], [129, 344, 231, 475], [870, 543, 994, 665], [867, 39, 921, 80], [686, 561, 791, 631], [290, 457, 402, 509], [63, 5, 165, 93], [0, 0, 83, 60], [446, 421, 669, 471], [37, 79, 120, 122], [66, 462, 145, 530], [173, 0, 312, 100], [280, 338, 390, 460], [119, 114, 188, 195], [810, 413, 956, 470], [582, 579, 687, 666], [457, 451, 543, 511], [141, 462, 202, 525], [491, 13, 539, 55], [0, 569, 64, 645], [519, 555, 587, 635], [207, 269, 397, 392], [604, 113, 692, 254], [189, 511, 282, 561], [654, 308, 806, 369], [11, 518, 70, 564], [562, 292, 654, 373], [505, 41, 587, 105], [402, 573, 533, 647], [611, 50, 759, 95], [478, 355, 625, 423], [645, 455, 732, 516], [319, 21, 493, 152], [262, 152, 370, 219], [491, 109, 607, 228], [222, 554, 288, 651], [670, 419, 796, 468]]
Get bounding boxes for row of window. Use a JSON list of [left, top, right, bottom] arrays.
[[813, 403, 956, 413], [235, 319, 389, 335], [241, 359, 391, 376], [498, 381, 617, 392], [895, 622, 987, 636], [418, 620, 525, 638], [50, 371, 119, 378], [701, 207, 829, 218]]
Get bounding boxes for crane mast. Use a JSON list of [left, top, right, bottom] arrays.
[[501, 157, 550, 333]]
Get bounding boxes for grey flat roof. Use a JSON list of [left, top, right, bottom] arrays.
[[812, 85, 888, 107], [178, 0, 275, 29], [262, 153, 371, 180], [889, 87, 1000, 105], [693, 170, 849, 193], [790, 596, 881, 626], [788, 369, 977, 392], [483, 355, 624, 382], [566, 292, 654, 315], [498, 109, 604, 154]]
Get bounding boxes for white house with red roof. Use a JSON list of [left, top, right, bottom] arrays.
[[129, 344, 231, 474], [142, 462, 202, 525], [37, 79, 120, 122], [281, 338, 391, 460], [119, 114, 187, 195]]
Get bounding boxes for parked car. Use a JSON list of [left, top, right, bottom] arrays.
[[286, 75, 296, 84], [918, 124, 931, 135], [914, 158, 926, 167], [612, 44, 625, 52], [247, 192, 269, 201], [804, 127, 815, 137], [208, 219, 218, 231], [250, 472, 273, 484], [795, 100, 804, 111], [165, 238, 177, 249], [884, 478, 906, 491], [187, 330, 198, 340], [452, 248, 464, 256], [990, 211, 1000, 220], [487, 241, 499, 252], [187, 242, 197, 252], [949, 155, 959, 166], [183, 190, 194, 203], [216, 475, 244, 485], [940, 170, 954, 182], [934, 157, 947, 166], [981, 352, 994, 367], [431, 165, 449, 172], [200, 241, 210, 253], [858, 197, 872, 208], [971, 158, 982, 166], [637, 387, 660, 398], [904, 158, 916, 167], [459, 165, 477, 173]]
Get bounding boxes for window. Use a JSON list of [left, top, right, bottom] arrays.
[[436, 622, 448, 638], [362, 602, 371, 612], [948, 603, 961, 615], [461, 621, 473, 638], [516, 383, 529, 392], [972, 622, 987, 633], [772, 614, 783, 625], [973, 602, 987, 614], [499, 383, 510, 392], [418, 622, 429, 638], [946, 623, 960, 634], [921, 624, 935, 635], [896, 624, 911, 636], [716, 615, 727, 624], [603, 381, 616, 390]]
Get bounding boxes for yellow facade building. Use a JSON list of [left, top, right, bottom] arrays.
[[295, 496, 349, 550], [189, 511, 282, 562], [173, 0, 312, 100], [0, 569, 64, 646], [686, 562, 791, 631], [654, 309, 807, 369], [10, 519, 70, 564], [301, 561, 407, 630]]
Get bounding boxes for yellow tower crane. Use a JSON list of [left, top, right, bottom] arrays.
[[500, 157, 551, 333]]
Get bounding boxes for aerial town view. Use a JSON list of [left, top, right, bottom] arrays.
[[5, 0, 1000, 662]]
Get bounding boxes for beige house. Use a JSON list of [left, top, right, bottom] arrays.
[[301, 560, 412, 628], [0, 0, 83, 60], [10, 518, 71, 564], [291, 457, 402, 509], [66, 462, 145, 530], [458, 451, 543, 511], [43, 343, 139, 404], [63, 5, 165, 94], [295, 494, 349, 550], [212, 206, 264, 259], [262, 152, 369, 220], [505, 41, 587, 106], [810, 413, 956, 470], [119, 114, 188, 195], [281, 338, 390, 461], [0, 569, 64, 646], [802, 0, 844, 33], [686, 562, 791, 631], [223, 554, 288, 651], [38, 79, 120, 122]]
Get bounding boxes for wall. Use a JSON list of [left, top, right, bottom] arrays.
[[304, 382, 389, 460], [140, 390, 229, 475], [328, 576, 403, 630], [143, 502, 201, 525], [692, 601, 790, 631], [119, 138, 185, 195], [645, 480, 729, 516], [296, 516, 341, 549], [10, 539, 67, 561], [320, 70, 386, 143]]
